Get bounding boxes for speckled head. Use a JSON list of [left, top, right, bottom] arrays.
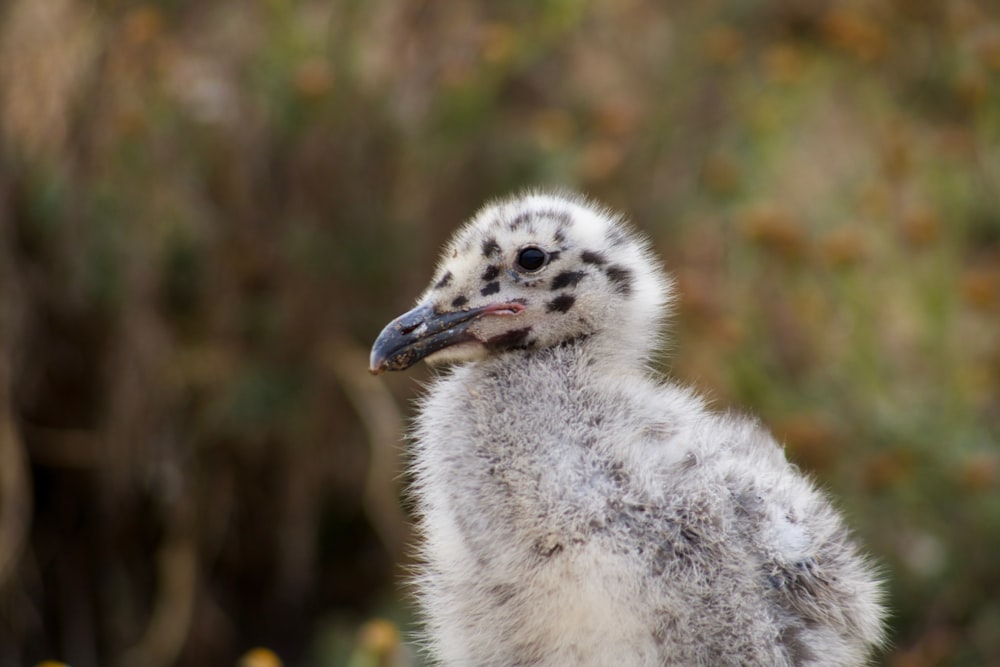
[[370, 191, 672, 374]]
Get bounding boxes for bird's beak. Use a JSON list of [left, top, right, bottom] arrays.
[[369, 301, 524, 374]]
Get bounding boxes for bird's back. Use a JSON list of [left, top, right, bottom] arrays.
[[411, 342, 883, 666]]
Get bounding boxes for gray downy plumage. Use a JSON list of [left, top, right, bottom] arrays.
[[370, 192, 886, 666]]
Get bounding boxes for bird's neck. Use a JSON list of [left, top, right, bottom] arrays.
[[472, 329, 654, 386]]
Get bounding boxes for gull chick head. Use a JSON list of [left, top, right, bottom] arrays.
[[370, 192, 672, 374]]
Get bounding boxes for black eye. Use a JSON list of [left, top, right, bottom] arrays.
[[516, 247, 548, 271]]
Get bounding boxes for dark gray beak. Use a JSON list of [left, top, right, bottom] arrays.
[[369, 302, 524, 374]]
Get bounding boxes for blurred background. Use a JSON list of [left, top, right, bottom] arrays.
[[1, 0, 999, 665]]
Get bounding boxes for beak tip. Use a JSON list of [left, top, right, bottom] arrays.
[[370, 300, 487, 375], [368, 352, 389, 375]]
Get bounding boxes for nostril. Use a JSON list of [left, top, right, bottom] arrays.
[[400, 321, 427, 336]]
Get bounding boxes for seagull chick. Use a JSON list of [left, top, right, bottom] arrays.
[[370, 192, 885, 666]]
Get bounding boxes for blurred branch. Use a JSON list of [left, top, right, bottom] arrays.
[[111, 239, 196, 667], [116, 520, 198, 667], [0, 379, 31, 591], [16, 424, 101, 468], [0, 147, 32, 593], [322, 338, 410, 564]]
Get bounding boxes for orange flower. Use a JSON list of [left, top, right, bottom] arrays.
[[702, 25, 744, 66], [960, 266, 1000, 312], [862, 450, 917, 492], [762, 44, 805, 85], [821, 8, 886, 62], [820, 227, 867, 268], [774, 414, 837, 472], [898, 207, 941, 248], [738, 204, 807, 260], [955, 452, 998, 492], [294, 58, 334, 98], [238, 647, 284, 667], [700, 151, 741, 196]]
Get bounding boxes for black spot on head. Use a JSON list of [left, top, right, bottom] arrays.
[[605, 265, 634, 296], [548, 250, 562, 262], [508, 212, 532, 230], [581, 250, 607, 265], [480, 281, 500, 296], [553, 229, 566, 244], [558, 333, 590, 349], [546, 210, 572, 226], [551, 270, 585, 290], [481, 264, 500, 281], [434, 271, 453, 289], [451, 295, 468, 308], [482, 237, 500, 258], [546, 294, 576, 313], [485, 326, 533, 351]]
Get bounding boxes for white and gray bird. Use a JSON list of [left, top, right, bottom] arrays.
[[370, 192, 885, 666]]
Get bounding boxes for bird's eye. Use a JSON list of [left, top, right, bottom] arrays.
[[516, 247, 548, 271]]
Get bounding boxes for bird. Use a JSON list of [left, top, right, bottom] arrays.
[[369, 191, 885, 666]]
